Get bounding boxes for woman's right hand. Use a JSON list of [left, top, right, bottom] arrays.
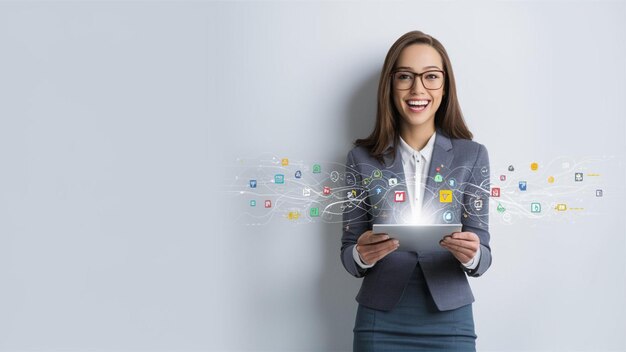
[[356, 230, 399, 265]]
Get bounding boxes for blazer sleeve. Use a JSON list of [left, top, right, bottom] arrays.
[[340, 149, 372, 278], [460, 143, 493, 277]]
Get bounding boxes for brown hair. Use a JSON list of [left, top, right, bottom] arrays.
[[355, 30, 473, 164]]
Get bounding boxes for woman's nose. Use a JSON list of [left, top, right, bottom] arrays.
[[410, 77, 427, 93]]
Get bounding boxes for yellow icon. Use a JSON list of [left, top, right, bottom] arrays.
[[288, 211, 300, 220], [531, 162, 538, 171], [439, 190, 452, 203], [556, 204, 567, 211], [281, 158, 289, 166], [548, 176, 555, 183]]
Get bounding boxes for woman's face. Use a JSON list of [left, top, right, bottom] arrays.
[[392, 44, 445, 130]]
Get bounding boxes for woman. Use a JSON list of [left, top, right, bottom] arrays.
[[340, 30, 492, 351]]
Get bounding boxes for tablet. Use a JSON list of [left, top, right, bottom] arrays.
[[372, 224, 462, 253]]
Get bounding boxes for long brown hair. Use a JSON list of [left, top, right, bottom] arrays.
[[355, 30, 473, 164]]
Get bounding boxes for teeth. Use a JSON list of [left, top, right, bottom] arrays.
[[407, 100, 429, 106]]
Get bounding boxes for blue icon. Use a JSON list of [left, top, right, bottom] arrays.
[[448, 178, 456, 188], [275, 174, 284, 184], [519, 181, 527, 191], [250, 200, 256, 207], [443, 210, 453, 223], [375, 186, 382, 195], [249, 180, 257, 188], [295, 170, 302, 179]]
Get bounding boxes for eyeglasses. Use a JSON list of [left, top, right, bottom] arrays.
[[390, 70, 445, 90]]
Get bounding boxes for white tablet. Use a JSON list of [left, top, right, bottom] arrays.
[[372, 224, 462, 253]]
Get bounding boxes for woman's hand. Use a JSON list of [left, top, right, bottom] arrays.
[[440, 232, 480, 264], [356, 230, 399, 265]]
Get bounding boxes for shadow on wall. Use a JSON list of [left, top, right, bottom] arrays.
[[315, 69, 379, 351]]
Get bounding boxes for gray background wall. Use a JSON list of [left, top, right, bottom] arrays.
[[0, 1, 624, 351]]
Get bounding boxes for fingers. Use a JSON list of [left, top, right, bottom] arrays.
[[449, 231, 479, 241], [359, 240, 399, 265], [358, 230, 390, 245]]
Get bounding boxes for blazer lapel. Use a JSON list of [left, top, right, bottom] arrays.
[[423, 129, 454, 224]]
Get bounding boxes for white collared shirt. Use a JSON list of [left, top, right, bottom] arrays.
[[353, 131, 480, 270]]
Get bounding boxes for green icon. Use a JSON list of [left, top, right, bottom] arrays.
[[373, 169, 382, 179], [434, 174, 443, 183], [250, 200, 256, 207], [363, 177, 371, 186], [310, 207, 319, 217], [497, 203, 506, 213], [312, 164, 321, 173], [531, 202, 541, 213]]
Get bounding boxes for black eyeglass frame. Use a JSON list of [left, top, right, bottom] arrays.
[[390, 69, 446, 91]]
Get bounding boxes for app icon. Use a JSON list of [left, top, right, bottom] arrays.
[[481, 166, 489, 177], [363, 178, 371, 186], [394, 191, 406, 202], [303, 188, 311, 196], [388, 178, 398, 186], [434, 174, 443, 183], [313, 164, 321, 173], [288, 211, 300, 220], [310, 207, 319, 217], [531, 202, 541, 213], [556, 204, 567, 211], [548, 176, 555, 184], [346, 173, 356, 186], [448, 178, 457, 188], [373, 169, 382, 179], [375, 186, 382, 195], [497, 203, 506, 213], [443, 210, 454, 223], [491, 187, 500, 197], [295, 170, 302, 179], [519, 181, 527, 191], [508, 165, 515, 172], [530, 162, 538, 171], [596, 189, 603, 197], [249, 180, 257, 188], [250, 200, 256, 207], [323, 186, 331, 195], [575, 172, 583, 182], [274, 174, 284, 184], [473, 198, 483, 211], [264, 200, 272, 208], [439, 190, 452, 203], [500, 175, 506, 181], [330, 170, 339, 183], [281, 158, 289, 166], [347, 189, 357, 199]]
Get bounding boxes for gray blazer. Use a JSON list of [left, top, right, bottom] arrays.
[[340, 128, 492, 311]]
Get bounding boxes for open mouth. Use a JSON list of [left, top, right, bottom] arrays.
[[406, 100, 430, 112]]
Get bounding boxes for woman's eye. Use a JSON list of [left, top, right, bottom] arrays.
[[398, 74, 411, 80], [426, 74, 440, 80]]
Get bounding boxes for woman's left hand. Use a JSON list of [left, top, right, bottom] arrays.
[[440, 232, 480, 264]]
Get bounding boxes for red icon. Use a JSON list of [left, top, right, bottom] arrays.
[[394, 191, 406, 202], [500, 175, 506, 181], [264, 200, 272, 208], [435, 167, 441, 172], [491, 188, 500, 197], [323, 186, 331, 195]]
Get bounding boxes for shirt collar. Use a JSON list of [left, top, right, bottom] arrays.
[[398, 131, 437, 164]]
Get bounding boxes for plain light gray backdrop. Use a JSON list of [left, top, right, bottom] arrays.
[[0, 1, 624, 351]]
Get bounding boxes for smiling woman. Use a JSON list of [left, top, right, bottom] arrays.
[[340, 30, 492, 351]]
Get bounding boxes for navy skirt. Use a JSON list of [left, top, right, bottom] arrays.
[[353, 263, 477, 351]]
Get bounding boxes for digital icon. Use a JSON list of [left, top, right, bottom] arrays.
[[548, 176, 555, 184], [345, 173, 356, 186], [439, 190, 452, 203], [303, 188, 311, 196], [264, 200, 272, 208], [323, 186, 331, 195], [530, 162, 538, 171], [491, 187, 500, 197], [274, 174, 285, 184], [388, 178, 398, 186], [434, 174, 443, 183], [288, 211, 300, 220], [435, 167, 441, 172], [373, 169, 382, 179], [281, 158, 289, 166], [519, 181, 527, 191], [443, 210, 454, 223], [310, 207, 319, 217], [500, 175, 506, 181], [481, 166, 489, 177], [596, 189, 603, 197], [575, 172, 583, 182], [249, 180, 257, 188], [375, 186, 383, 195], [394, 191, 406, 202], [531, 202, 541, 213], [473, 198, 483, 211], [250, 200, 256, 207], [556, 204, 567, 211], [330, 170, 339, 182], [347, 189, 357, 199], [295, 170, 302, 179], [363, 178, 371, 186], [447, 178, 456, 188], [497, 203, 506, 213], [508, 165, 514, 172], [312, 164, 321, 173]]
